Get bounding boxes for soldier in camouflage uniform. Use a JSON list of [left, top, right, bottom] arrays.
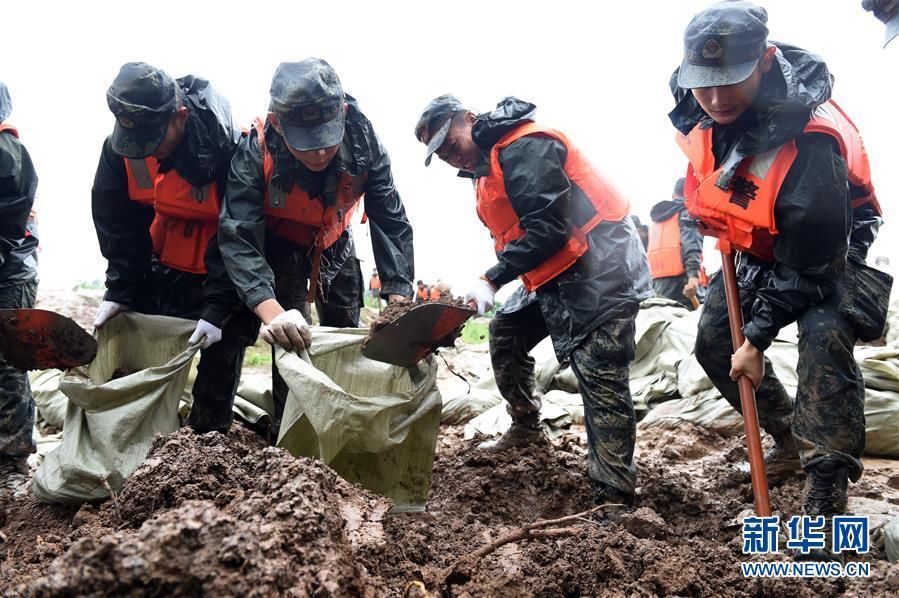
[[670, 2, 890, 553], [0, 82, 39, 496], [415, 95, 652, 505]]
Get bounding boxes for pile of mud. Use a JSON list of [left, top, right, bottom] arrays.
[[362, 426, 899, 596], [2, 423, 898, 596], [5, 427, 390, 596]]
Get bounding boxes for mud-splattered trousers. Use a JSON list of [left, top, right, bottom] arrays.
[[0, 281, 37, 457], [489, 300, 638, 495], [694, 269, 865, 480], [267, 240, 364, 433]]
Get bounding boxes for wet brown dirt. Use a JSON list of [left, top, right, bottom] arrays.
[[2, 421, 898, 596]]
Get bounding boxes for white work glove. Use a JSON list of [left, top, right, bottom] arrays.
[[94, 300, 129, 328], [464, 277, 497, 315], [188, 319, 222, 349], [260, 309, 312, 353]]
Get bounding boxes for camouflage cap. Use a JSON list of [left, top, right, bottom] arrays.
[[106, 62, 179, 159], [0, 82, 11, 123], [269, 58, 345, 152], [414, 94, 466, 166], [677, 1, 769, 89]]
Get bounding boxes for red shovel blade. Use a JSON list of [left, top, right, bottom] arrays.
[[362, 302, 476, 367], [0, 308, 98, 371]]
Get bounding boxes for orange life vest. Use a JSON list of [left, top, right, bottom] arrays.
[[429, 286, 441, 301], [475, 122, 630, 292], [124, 157, 220, 275], [369, 275, 381, 291], [253, 116, 364, 249], [648, 214, 685, 279], [416, 287, 429, 301], [677, 100, 878, 261]]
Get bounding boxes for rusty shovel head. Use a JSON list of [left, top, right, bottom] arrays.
[[0, 309, 97, 371], [362, 302, 476, 367]]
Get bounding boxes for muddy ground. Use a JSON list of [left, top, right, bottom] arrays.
[[4, 291, 896, 595], [2, 420, 898, 596]]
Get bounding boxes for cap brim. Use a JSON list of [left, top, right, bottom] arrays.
[[281, 115, 345, 152], [423, 118, 452, 166], [677, 57, 760, 89], [111, 121, 167, 159], [885, 13, 899, 47]]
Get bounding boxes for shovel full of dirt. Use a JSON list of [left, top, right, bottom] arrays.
[[0, 308, 98, 370], [362, 297, 476, 367]]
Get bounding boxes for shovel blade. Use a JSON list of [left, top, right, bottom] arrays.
[[0, 308, 97, 371], [362, 302, 476, 367]]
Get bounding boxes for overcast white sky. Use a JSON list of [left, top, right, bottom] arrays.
[[3, 0, 896, 298]]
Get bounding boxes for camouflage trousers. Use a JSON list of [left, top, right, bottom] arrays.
[[489, 301, 638, 495], [270, 251, 363, 434], [695, 270, 866, 480], [0, 281, 37, 457]]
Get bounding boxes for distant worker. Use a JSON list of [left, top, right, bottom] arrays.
[[429, 279, 443, 301], [416, 279, 429, 302], [368, 269, 381, 298], [630, 215, 649, 250], [647, 177, 706, 309]]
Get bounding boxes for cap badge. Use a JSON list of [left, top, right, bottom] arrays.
[[701, 38, 724, 60], [301, 105, 321, 121], [117, 116, 136, 129]]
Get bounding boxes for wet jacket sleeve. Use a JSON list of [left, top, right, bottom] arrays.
[[362, 134, 415, 298], [0, 134, 37, 270], [200, 159, 244, 327], [742, 134, 851, 351], [91, 137, 155, 305], [218, 131, 275, 310], [678, 209, 703, 279], [484, 137, 572, 286]]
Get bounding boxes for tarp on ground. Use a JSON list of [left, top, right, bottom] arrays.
[[33, 313, 198, 504], [275, 328, 442, 512], [443, 300, 899, 457]]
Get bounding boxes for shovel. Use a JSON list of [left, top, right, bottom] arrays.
[[362, 302, 476, 367], [0, 308, 97, 371], [720, 247, 771, 517]]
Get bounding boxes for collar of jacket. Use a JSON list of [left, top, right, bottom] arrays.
[[267, 126, 358, 200], [454, 149, 490, 180]]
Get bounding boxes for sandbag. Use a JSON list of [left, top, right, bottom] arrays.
[[276, 328, 441, 512], [33, 313, 198, 504], [441, 376, 503, 425], [885, 516, 899, 563], [29, 369, 67, 429], [639, 391, 744, 437], [862, 388, 899, 457]]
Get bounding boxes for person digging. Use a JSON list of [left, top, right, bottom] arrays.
[[416, 94, 652, 507]]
